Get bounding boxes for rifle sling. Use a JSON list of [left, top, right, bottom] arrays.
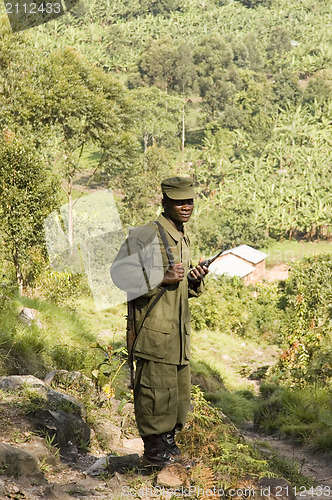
[[155, 220, 175, 267]]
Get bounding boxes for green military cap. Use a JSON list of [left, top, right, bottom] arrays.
[[161, 176, 196, 200]]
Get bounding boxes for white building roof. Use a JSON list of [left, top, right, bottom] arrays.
[[222, 244, 267, 264], [209, 254, 255, 278]]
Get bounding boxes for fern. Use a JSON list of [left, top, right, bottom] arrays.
[[177, 387, 272, 487], [190, 465, 218, 499]]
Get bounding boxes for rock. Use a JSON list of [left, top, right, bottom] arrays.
[[86, 453, 140, 476], [0, 478, 5, 497], [30, 408, 90, 458], [44, 483, 72, 499], [46, 387, 85, 418], [108, 471, 128, 490], [0, 375, 85, 417], [17, 307, 42, 327], [0, 374, 45, 392], [17, 437, 60, 466], [155, 463, 190, 489], [257, 477, 296, 500], [106, 453, 141, 474], [121, 437, 144, 455], [86, 456, 109, 476], [62, 481, 96, 497], [58, 478, 108, 497], [79, 477, 108, 494], [45, 370, 95, 395], [0, 442, 43, 481], [94, 420, 122, 451]]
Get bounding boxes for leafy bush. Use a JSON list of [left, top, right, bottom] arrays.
[[273, 254, 332, 384], [190, 276, 282, 342], [51, 344, 88, 372], [34, 268, 91, 306]]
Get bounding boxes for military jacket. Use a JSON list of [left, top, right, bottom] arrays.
[[111, 213, 203, 365]]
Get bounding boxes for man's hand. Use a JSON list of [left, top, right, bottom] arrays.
[[188, 257, 209, 283], [162, 263, 185, 285]]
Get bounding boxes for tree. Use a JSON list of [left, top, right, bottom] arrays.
[[243, 34, 264, 72], [266, 27, 292, 67], [10, 46, 137, 249], [172, 42, 197, 95], [303, 69, 332, 110], [0, 136, 59, 292], [0, 21, 36, 134], [130, 86, 182, 152], [272, 68, 302, 109], [231, 41, 250, 69], [119, 146, 174, 225], [231, 69, 275, 144], [194, 34, 241, 118], [138, 36, 196, 95], [138, 35, 178, 92]]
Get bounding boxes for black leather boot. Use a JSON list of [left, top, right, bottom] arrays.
[[142, 434, 174, 468], [161, 429, 181, 456]]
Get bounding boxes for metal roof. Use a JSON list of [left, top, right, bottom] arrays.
[[222, 244, 268, 264], [209, 254, 255, 278]]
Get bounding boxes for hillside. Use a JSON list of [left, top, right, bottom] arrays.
[[0, 0, 331, 497]]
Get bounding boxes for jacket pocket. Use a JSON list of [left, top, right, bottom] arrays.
[[134, 317, 173, 359], [184, 322, 191, 361]]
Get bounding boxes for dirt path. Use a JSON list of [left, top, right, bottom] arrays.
[[242, 428, 332, 498], [259, 263, 289, 282]]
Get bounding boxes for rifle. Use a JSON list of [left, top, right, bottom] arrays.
[[188, 249, 224, 283], [126, 298, 136, 390]]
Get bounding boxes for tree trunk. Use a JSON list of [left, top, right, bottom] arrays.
[[182, 101, 185, 158], [143, 132, 149, 154], [68, 178, 74, 255], [12, 248, 24, 295]]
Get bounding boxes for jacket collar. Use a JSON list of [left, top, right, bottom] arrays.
[[156, 213, 184, 242]]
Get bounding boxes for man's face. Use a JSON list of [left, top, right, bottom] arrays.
[[163, 197, 194, 224]]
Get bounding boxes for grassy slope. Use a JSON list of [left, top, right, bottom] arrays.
[[191, 328, 278, 392], [261, 240, 332, 268]]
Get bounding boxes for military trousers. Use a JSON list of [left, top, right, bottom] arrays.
[[133, 358, 191, 437]]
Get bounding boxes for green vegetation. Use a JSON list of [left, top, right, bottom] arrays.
[[190, 276, 282, 342], [0, 0, 331, 484], [178, 387, 312, 490], [0, 138, 59, 292], [255, 384, 332, 453], [0, 0, 330, 249], [189, 255, 332, 455], [273, 255, 332, 386]]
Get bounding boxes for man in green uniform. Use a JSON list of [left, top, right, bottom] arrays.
[[111, 176, 208, 467]]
